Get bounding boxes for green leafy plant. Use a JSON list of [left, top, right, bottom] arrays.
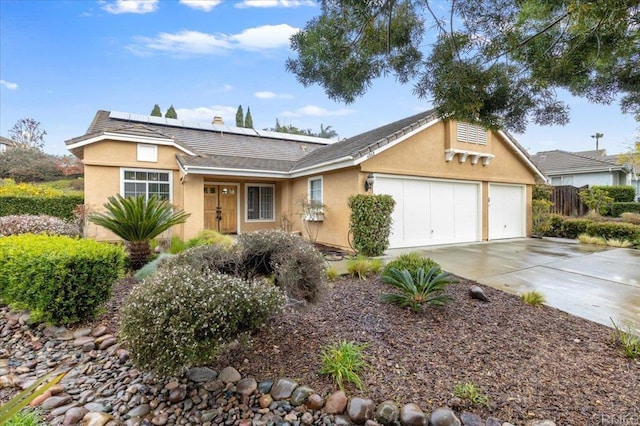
[[611, 319, 640, 359], [380, 267, 456, 312], [561, 218, 593, 239], [453, 382, 490, 408], [89, 194, 190, 270], [186, 230, 235, 249], [347, 256, 382, 280], [611, 202, 640, 217], [348, 194, 395, 256], [592, 185, 636, 203], [0, 368, 67, 424], [520, 291, 546, 307], [578, 188, 613, 216], [586, 221, 640, 241], [320, 340, 369, 391], [383, 252, 439, 280], [326, 266, 339, 281], [3, 409, 45, 426], [120, 264, 284, 376]]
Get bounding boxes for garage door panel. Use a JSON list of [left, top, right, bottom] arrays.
[[430, 182, 455, 243], [489, 184, 525, 240], [403, 180, 430, 246], [454, 184, 479, 241], [376, 178, 405, 247]]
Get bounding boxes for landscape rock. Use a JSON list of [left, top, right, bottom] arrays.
[[168, 387, 187, 403], [324, 390, 348, 414], [218, 366, 241, 383], [460, 412, 483, 426], [290, 385, 314, 406], [400, 403, 426, 426], [83, 411, 114, 426], [375, 400, 400, 425], [63, 407, 89, 425], [307, 393, 325, 410], [335, 414, 353, 425], [236, 377, 258, 396], [270, 377, 298, 400], [430, 407, 461, 426], [348, 397, 375, 424], [526, 421, 556, 426], [469, 285, 489, 302], [41, 395, 72, 410], [186, 367, 217, 383]]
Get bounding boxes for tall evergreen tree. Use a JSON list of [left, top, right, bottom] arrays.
[[150, 104, 162, 117], [235, 105, 244, 127], [165, 105, 178, 119], [244, 107, 254, 129]]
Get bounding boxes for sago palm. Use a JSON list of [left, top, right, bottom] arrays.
[[380, 266, 456, 312], [89, 194, 190, 270]]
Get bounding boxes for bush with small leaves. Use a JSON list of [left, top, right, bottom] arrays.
[[238, 230, 326, 303], [586, 221, 640, 241], [382, 252, 439, 280], [120, 264, 284, 377], [161, 244, 242, 277], [0, 214, 80, 237], [561, 218, 592, 239]]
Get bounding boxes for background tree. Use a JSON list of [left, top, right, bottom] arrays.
[[55, 155, 85, 177], [165, 105, 178, 119], [236, 105, 244, 127], [319, 124, 338, 138], [287, 1, 640, 133], [0, 147, 62, 182], [245, 107, 254, 129], [8, 118, 47, 150], [151, 104, 162, 117]]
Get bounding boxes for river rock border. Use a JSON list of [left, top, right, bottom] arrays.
[[1, 309, 557, 426]]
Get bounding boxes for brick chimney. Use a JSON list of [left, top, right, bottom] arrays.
[[212, 116, 224, 125]]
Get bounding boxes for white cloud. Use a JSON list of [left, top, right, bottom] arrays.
[[223, 84, 234, 92], [255, 91, 293, 99], [179, 0, 221, 12], [0, 80, 18, 90], [236, 0, 315, 8], [176, 105, 237, 124], [283, 105, 356, 117], [128, 24, 299, 56], [102, 0, 158, 14], [229, 24, 299, 50]]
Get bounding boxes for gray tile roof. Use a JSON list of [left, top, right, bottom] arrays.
[[531, 150, 628, 174], [176, 154, 296, 173]]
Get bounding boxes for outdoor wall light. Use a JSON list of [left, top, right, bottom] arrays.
[[364, 173, 375, 192]]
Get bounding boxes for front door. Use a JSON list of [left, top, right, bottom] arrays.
[[204, 185, 237, 234]]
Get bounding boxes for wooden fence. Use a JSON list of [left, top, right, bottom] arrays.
[[551, 185, 588, 216]]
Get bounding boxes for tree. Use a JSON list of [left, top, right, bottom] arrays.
[[55, 155, 84, 177], [236, 105, 244, 127], [287, 1, 640, 133], [618, 141, 640, 171], [319, 124, 338, 138], [89, 194, 190, 270], [165, 105, 178, 119], [8, 118, 47, 150], [245, 107, 254, 129], [0, 147, 62, 182], [151, 104, 162, 117]]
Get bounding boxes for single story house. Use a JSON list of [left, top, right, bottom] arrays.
[[67, 110, 545, 251], [531, 149, 639, 201], [0, 136, 16, 153]]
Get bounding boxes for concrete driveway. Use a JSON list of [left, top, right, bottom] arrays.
[[387, 238, 640, 333]]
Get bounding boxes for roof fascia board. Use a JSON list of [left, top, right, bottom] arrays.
[[289, 156, 354, 177], [66, 133, 196, 156], [181, 165, 289, 179], [497, 130, 547, 181], [353, 118, 440, 166]]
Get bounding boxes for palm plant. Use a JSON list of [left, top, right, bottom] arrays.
[[380, 266, 456, 312], [89, 194, 190, 269]]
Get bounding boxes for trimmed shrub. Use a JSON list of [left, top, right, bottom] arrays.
[[119, 264, 284, 376], [383, 252, 439, 280], [348, 194, 395, 257], [237, 230, 326, 302], [610, 202, 640, 217], [0, 235, 125, 325], [592, 185, 635, 203], [0, 214, 80, 237], [586, 222, 640, 241], [0, 195, 84, 220], [561, 218, 592, 239]]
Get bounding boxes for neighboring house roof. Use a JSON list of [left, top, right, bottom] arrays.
[[0, 136, 17, 147], [67, 110, 544, 179], [531, 149, 630, 175]]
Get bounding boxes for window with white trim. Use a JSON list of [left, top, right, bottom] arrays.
[[246, 184, 275, 221], [308, 176, 323, 207], [122, 169, 171, 200], [137, 143, 158, 162], [457, 122, 487, 145]]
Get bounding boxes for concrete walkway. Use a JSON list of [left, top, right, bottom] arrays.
[[331, 238, 640, 333]]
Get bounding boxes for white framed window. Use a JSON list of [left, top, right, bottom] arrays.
[[457, 122, 487, 145], [121, 168, 172, 201], [137, 143, 158, 162], [246, 184, 275, 221], [308, 176, 323, 206]]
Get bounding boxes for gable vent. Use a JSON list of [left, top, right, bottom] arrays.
[[457, 122, 487, 145]]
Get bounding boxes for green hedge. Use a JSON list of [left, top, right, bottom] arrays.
[[610, 202, 640, 217], [348, 194, 395, 257], [561, 218, 592, 239], [0, 195, 84, 220], [592, 186, 635, 203], [0, 235, 125, 325], [585, 222, 640, 241]]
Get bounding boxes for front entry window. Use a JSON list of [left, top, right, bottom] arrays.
[[246, 184, 274, 221]]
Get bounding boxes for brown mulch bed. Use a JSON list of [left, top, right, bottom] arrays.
[[102, 275, 640, 424]]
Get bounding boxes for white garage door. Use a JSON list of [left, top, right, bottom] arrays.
[[489, 184, 526, 240], [375, 176, 481, 249]]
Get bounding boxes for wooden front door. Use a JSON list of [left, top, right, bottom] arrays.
[[204, 185, 237, 234]]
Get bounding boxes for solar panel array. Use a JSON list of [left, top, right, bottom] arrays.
[[109, 111, 332, 145]]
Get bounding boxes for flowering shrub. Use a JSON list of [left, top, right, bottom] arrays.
[[238, 230, 327, 303], [120, 264, 284, 376], [0, 214, 80, 237], [0, 178, 63, 197]]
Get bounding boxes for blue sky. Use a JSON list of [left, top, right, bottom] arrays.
[[1, 0, 638, 156]]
